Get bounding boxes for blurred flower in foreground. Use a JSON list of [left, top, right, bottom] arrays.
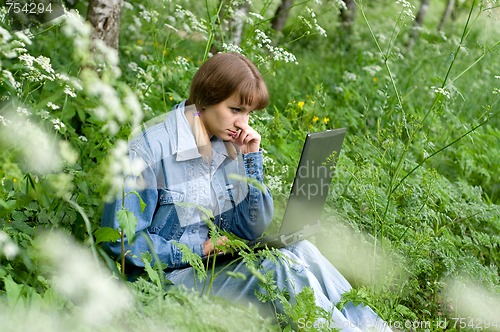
[[0, 110, 62, 174], [0, 230, 19, 260], [444, 277, 500, 331], [38, 232, 132, 326], [314, 217, 406, 287]]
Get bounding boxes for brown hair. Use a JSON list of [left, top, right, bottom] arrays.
[[188, 52, 269, 110]]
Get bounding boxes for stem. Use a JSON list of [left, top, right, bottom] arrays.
[[202, 0, 225, 61], [391, 109, 500, 195], [380, 0, 479, 228], [65, 198, 99, 265], [451, 40, 500, 83], [120, 184, 126, 276], [121, 229, 125, 277]]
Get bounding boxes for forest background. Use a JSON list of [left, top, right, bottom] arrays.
[[0, 0, 499, 331]]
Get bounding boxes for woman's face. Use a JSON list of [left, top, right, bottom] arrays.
[[200, 94, 256, 141]]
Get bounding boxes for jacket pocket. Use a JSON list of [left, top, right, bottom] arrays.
[[150, 189, 184, 234]]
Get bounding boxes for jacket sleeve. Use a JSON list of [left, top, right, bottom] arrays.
[[100, 149, 204, 269], [228, 151, 274, 240]]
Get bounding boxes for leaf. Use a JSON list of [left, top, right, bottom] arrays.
[[117, 209, 138, 244], [225, 271, 247, 280], [94, 227, 121, 244], [172, 241, 206, 282], [11, 210, 28, 223], [3, 275, 23, 307], [141, 252, 161, 286], [126, 191, 147, 213]]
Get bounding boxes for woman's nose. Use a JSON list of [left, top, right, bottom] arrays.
[[235, 117, 249, 129]]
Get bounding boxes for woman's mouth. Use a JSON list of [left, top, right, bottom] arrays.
[[228, 130, 239, 138]]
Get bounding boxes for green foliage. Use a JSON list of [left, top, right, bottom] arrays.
[[1, 0, 499, 331]]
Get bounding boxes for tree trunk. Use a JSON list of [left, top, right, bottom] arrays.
[[210, 1, 249, 54], [86, 0, 122, 50], [229, 3, 249, 46], [271, 0, 293, 32], [339, 0, 356, 33], [407, 0, 429, 49], [438, 0, 455, 32]]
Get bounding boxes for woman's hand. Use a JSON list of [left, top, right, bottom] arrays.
[[203, 235, 229, 256], [230, 123, 261, 154]]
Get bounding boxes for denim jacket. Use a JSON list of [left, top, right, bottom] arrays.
[[101, 101, 274, 268]]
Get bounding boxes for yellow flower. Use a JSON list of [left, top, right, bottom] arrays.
[[169, 95, 173, 101], [323, 117, 330, 124], [137, 39, 144, 46], [297, 101, 305, 109], [373, 77, 378, 83], [312, 116, 319, 123]]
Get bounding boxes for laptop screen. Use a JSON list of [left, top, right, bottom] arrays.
[[279, 128, 346, 235]]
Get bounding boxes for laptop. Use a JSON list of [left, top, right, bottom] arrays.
[[248, 128, 347, 249]]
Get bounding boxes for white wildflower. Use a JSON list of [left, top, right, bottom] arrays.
[[222, 43, 243, 54], [3, 242, 19, 260], [59, 141, 78, 164], [128, 62, 138, 71], [79, 135, 88, 142], [334, 0, 347, 10], [343, 71, 357, 82], [39, 232, 133, 326], [0, 231, 7, 243], [2, 70, 21, 91], [173, 5, 207, 35], [396, 0, 415, 19], [164, 23, 178, 32], [64, 86, 77, 98], [0, 230, 19, 260], [0, 111, 62, 174], [362, 65, 383, 76], [19, 54, 35, 68], [62, 10, 92, 38], [56, 73, 70, 82], [51, 118, 66, 131], [142, 103, 152, 113], [0, 115, 10, 126], [248, 12, 264, 21], [16, 106, 30, 116], [122, 1, 134, 10], [432, 86, 451, 99], [34, 56, 55, 74], [0, 26, 12, 43], [107, 140, 146, 196], [38, 110, 50, 120], [253, 29, 298, 64], [173, 56, 190, 70], [47, 102, 60, 110], [14, 31, 32, 45], [305, 7, 327, 37]]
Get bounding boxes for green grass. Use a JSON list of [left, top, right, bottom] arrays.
[[1, 0, 499, 331]]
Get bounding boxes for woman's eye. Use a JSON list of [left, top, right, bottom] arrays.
[[230, 108, 241, 113]]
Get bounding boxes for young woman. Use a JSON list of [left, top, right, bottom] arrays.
[[102, 52, 391, 331]]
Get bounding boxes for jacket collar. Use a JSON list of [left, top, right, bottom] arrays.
[[169, 100, 230, 162]]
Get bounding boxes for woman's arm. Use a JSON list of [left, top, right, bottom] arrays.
[[100, 150, 204, 269], [229, 150, 274, 240]]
